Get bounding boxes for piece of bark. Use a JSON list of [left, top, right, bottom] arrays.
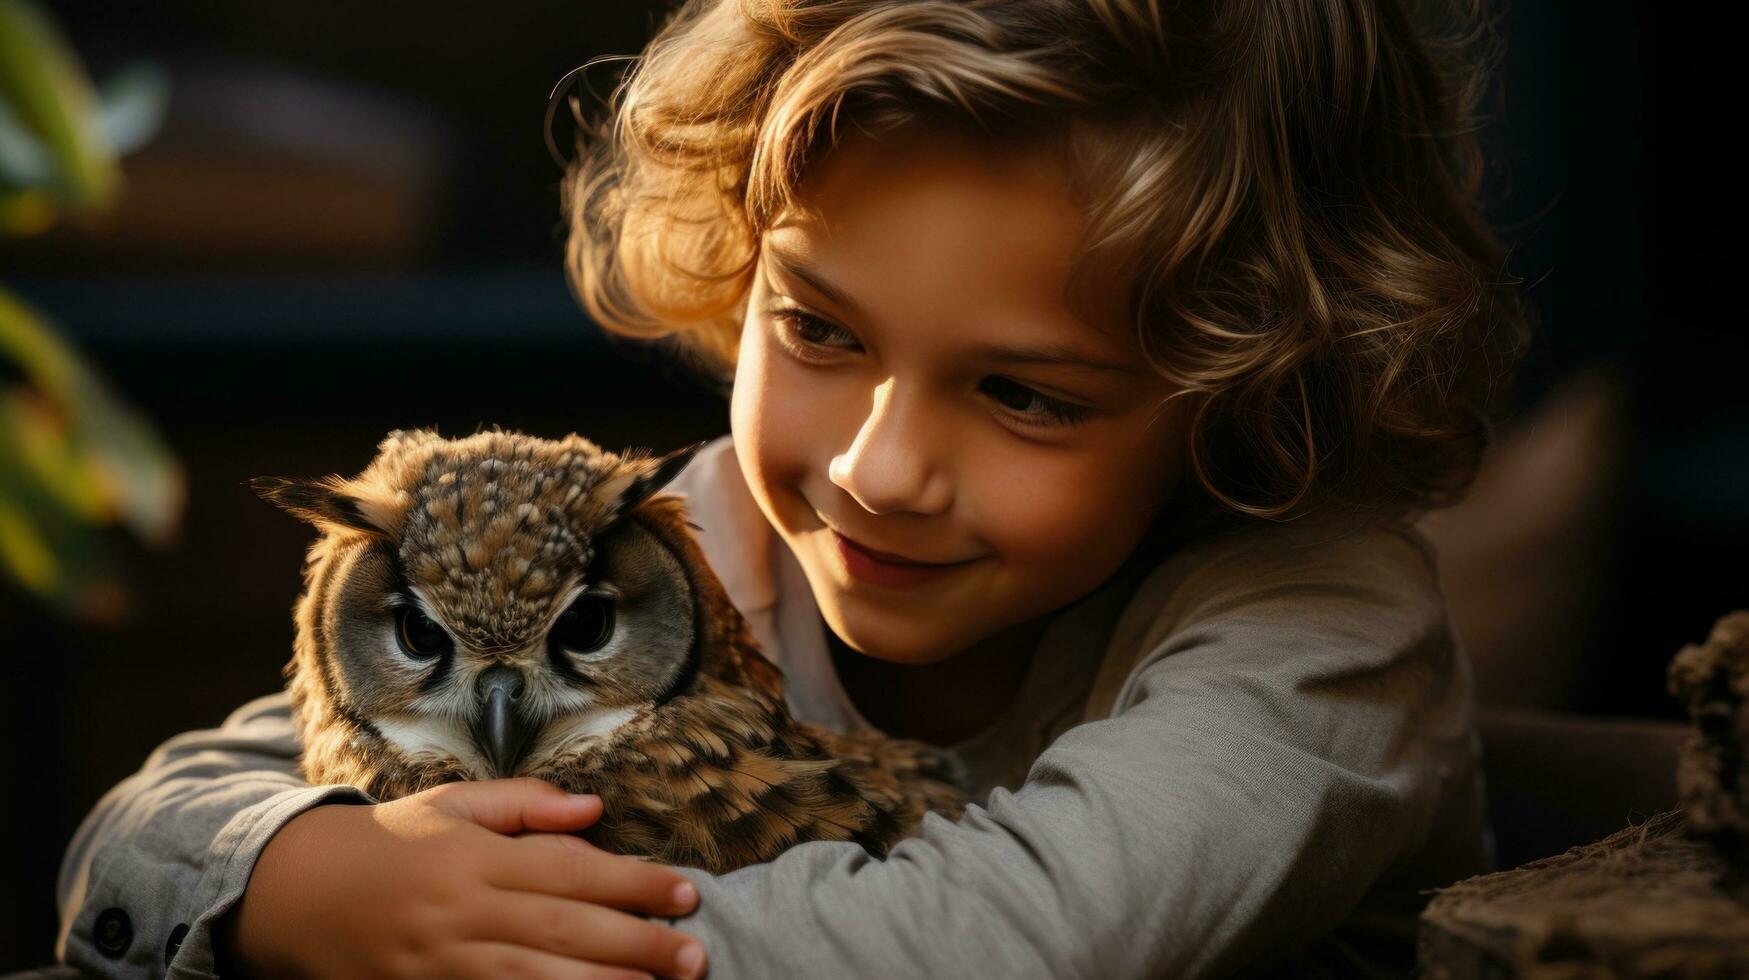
[[1419, 611, 1749, 978], [1419, 809, 1749, 979], [1666, 610, 1749, 841]]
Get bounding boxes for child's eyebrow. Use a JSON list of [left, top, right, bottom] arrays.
[[765, 250, 1137, 375], [765, 251, 865, 319], [975, 342, 1137, 375]]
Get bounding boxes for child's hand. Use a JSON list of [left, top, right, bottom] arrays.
[[220, 777, 708, 980]]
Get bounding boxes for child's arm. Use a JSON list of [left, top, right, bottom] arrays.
[[55, 691, 704, 979], [653, 525, 1484, 978], [56, 692, 363, 975]]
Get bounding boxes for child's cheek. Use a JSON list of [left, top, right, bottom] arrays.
[[969, 439, 1181, 592], [730, 323, 785, 518], [980, 456, 1123, 557], [730, 321, 838, 533]]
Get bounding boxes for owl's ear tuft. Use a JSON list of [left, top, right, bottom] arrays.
[[607, 440, 708, 517], [250, 476, 394, 538], [378, 427, 443, 453]]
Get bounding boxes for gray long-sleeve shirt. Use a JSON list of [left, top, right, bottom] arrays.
[[56, 436, 1491, 977]]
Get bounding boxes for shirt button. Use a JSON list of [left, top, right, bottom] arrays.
[[94, 907, 133, 958], [165, 922, 190, 964]]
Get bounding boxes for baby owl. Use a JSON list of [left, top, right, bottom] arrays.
[[251, 428, 966, 874]]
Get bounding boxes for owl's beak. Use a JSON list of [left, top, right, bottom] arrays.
[[472, 666, 536, 778]]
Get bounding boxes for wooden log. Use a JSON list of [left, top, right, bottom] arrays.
[[1667, 610, 1749, 842], [1420, 611, 1749, 978], [1419, 809, 1749, 978]]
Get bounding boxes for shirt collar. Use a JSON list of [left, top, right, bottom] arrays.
[[660, 435, 779, 615]]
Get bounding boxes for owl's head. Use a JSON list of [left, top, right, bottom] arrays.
[[253, 427, 781, 783]]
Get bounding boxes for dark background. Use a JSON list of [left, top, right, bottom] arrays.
[[3, 0, 1743, 968]]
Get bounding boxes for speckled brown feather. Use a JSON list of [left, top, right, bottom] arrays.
[[528, 674, 967, 873]]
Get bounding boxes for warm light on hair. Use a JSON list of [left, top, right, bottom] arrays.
[[562, 0, 1531, 526]]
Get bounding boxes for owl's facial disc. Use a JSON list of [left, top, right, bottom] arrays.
[[328, 459, 704, 779]]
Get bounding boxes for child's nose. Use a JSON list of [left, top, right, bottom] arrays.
[[828, 377, 953, 516]]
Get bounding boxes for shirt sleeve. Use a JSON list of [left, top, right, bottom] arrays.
[[658, 527, 1480, 979], [55, 691, 374, 979]]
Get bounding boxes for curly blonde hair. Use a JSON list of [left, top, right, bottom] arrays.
[[562, 0, 1531, 526]]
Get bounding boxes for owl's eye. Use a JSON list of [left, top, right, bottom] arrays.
[[395, 605, 453, 659], [551, 594, 615, 655]]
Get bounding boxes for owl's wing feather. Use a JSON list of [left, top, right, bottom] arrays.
[[543, 675, 966, 873], [815, 724, 972, 819]]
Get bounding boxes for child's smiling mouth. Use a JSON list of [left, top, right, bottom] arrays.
[[824, 527, 984, 589]]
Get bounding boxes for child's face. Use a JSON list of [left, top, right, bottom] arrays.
[[730, 126, 1188, 666]]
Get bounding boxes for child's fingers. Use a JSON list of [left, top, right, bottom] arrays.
[[484, 832, 701, 918], [462, 891, 706, 980], [512, 830, 604, 856], [422, 777, 603, 834], [447, 940, 655, 980]]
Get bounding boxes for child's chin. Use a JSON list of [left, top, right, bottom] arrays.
[[822, 604, 979, 667]]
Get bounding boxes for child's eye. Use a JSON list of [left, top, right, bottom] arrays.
[[769, 308, 861, 357], [979, 376, 1093, 428], [771, 307, 1090, 429]]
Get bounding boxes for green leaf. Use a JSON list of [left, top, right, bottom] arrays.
[[0, 285, 80, 395], [0, 487, 59, 593], [0, 285, 182, 553], [0, 0, 117, 207]]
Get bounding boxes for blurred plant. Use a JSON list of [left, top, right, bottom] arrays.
[[0, 0, 180, 621]]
